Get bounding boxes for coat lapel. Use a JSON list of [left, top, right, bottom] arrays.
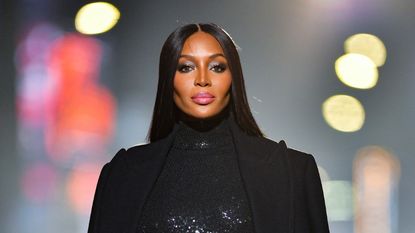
[[120, 118, 292, 233], [110, 125, 177, 233]]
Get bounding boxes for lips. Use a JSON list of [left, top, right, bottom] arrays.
[[191, 92, 215, 105]]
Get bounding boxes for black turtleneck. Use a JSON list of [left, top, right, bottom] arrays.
[[137, 115, 255, 233]]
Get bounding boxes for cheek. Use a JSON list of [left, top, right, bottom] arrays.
[[173, 74, 193, 102], [215, 75, 232, 98], [173, 75, 186, 96]]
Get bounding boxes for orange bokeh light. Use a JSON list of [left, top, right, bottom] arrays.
[[44, 33, 116, 163]]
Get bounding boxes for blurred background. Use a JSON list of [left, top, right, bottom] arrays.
[[1, 0, 413, 232]]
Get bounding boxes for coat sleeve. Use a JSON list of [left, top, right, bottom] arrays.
[[304, 154, 330, 233], [87, 148, 126, 233]]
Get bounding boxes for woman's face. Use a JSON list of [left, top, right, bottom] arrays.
[[173, 31, 232, 120]]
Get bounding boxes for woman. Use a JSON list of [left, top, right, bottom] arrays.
[[88, 23, 330, 233]]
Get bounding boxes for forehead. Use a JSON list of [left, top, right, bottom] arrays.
[[181, 31, 224, 55]]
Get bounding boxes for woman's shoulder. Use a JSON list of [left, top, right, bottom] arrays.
[[263, 136, 312, 155], [109, 136, 171, 165], [280, 140, 320, 175], [110, 135, 316, 170], [108, 143, 148, 163], [262, 136, 316, 164]]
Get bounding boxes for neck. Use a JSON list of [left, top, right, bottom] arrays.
[[177, 106, 230, 132]]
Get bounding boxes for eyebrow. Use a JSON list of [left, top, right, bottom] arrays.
[[179, 53, 225, 59]]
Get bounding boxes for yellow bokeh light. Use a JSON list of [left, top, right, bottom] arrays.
[[75, 2, 120, 35], [322, 94, 365, 132], [335, 53, 378, 89], [344, 33, 387, 67]]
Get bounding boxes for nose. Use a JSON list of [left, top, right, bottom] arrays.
[[194, 68, 211, 87]]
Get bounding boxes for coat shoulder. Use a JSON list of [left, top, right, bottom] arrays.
[[103, 142, 154, 172], [263, 137, 315, 170], [117, 136, 171, 166], [263, 136, 313, 160], [111, 139, 168, 166], [286, 147, 313, 161]]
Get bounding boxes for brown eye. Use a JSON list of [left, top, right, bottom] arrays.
[[210, 63, 227, 73], [177, 64, 194, 73]]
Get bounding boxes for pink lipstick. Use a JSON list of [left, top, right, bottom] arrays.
[[191, 92, 215, 105]]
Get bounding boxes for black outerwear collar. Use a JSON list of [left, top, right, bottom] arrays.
[[108, 117, 293, 233]]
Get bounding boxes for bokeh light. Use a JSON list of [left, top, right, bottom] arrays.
[[344, 33, 387, 67], [21, 163, 58, 203], [75, 2, 120, 35], [318, 166, 354, 221], [45, 34, 116, 164], [353, 146, 400, 233], [15, 23, 62, 128], [322, 180, 354, 221], [318, 165, 331, 182], [66, 163, 102, 215], [322, 94, 365, 132], [335, 53, 379, 89]]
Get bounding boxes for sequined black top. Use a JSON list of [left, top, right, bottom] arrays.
[[137, 117, 255, 233]]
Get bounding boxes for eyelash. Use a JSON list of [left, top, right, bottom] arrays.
[[211, 63, 227, 73], [177, 64, 194, 73], [177, 63, 227, 73]]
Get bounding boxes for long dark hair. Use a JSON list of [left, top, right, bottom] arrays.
[[147, 23, 263, 142]]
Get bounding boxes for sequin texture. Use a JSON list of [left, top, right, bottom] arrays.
[[137, 118, 255, 233]]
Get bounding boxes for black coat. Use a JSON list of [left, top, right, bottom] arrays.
[[87, 118, 330, 233]]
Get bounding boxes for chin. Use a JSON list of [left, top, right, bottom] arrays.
[[187, 111, 218, 120], [175, 100, 230, 121], [187, 106, 230, 120]]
